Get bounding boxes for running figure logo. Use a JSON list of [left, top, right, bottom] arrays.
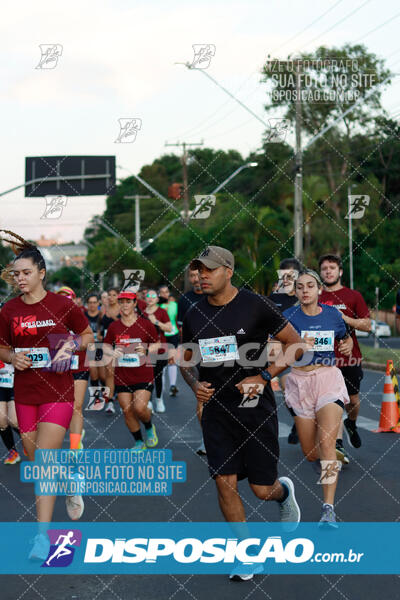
[[191, 195, 216, 219], [190, 44, 216, 69], [41, 196, 67, 220], [35, 44, 63, 69], [345, 195, 370, 219], [318, 460, 342, 485], [42, 529, 81, 568], [266, 119, 290, 143], [238, 383, 264, 408], [115, 118, 142, 143], [86, 386, 109, 411], [121, 269, 145, 293]]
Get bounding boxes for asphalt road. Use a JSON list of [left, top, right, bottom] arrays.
[[1, 368, 399, 600]]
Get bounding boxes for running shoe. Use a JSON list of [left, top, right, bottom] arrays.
[[319, 504, 338, 528], [229, 562, 263, 582], [29, 533, 50, 562], [335, 441, 350, 465], [65, 494, 85, 520], [278, 477, 301, 531], [145, 425, 158, 448], [66, 472, 85, 520], [4, 448, 21, 465], [196, 441, 207, 456], [78, 429, 85, 450], [344, 418, 361, 448], [287, 424, 299, 445], [132, 440, 147, 452], [105, 400, 116, 414], [169, 385, 178, 397], [155, 398, 166, 413], [148, 401, 154, 414]]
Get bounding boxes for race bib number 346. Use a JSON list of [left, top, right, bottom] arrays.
[[301, 330, 334, 352], [199, 336, 239, 362]]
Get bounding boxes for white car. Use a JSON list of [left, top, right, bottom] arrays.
[[355, 319, 391, 337]]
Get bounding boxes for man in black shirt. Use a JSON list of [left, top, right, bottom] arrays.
[[177, 266, 205, 454], [180, 246, 302, 581], [268, 257, 300, 444], [177, 266, 203, 326]]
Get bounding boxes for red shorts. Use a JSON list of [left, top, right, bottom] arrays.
[[15, 401, 74, 434]]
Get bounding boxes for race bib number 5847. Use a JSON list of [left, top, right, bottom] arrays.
[[198, 336, 239, 362]]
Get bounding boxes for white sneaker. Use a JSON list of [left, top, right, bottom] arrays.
[[66, 494, 85, 520], [66, 472, 85, 520], [105, 401, 116, 414], [29, 533, 50, 561], [148, 400, 154, 414], [155, 398, 166, 413], [229, 562, 263, 581]]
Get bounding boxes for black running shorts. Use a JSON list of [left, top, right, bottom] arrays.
[[73, 371, 90, 381], [201, 405, 279, 486], [339, 365, 363, 396], [0, 387, 13, 402], [115, 383, 154, 394]]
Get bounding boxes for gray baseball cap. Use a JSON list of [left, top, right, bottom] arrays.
[[190, 245, 235, 271]]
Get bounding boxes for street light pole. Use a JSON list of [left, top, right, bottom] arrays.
[[294, 62, 303, 260], [347, 185, 354, 290], [124, 194, 150, 253]]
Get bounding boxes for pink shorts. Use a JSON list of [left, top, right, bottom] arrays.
[[285, 366, 349, 419], [15, 401, 74, 434]]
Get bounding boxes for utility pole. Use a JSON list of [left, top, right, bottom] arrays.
[[294, 60, 303, 261], [347, 185, 354, 290], [124, 195, 150, 253], [165, 140, 203, 223]]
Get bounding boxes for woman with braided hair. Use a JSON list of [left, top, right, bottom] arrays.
[[0, 231, 94, 560]]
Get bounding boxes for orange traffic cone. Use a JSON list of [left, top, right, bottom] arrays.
[[373, 360, 400, 433]]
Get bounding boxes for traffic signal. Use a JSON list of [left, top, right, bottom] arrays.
[[168, 183, 183, 199]]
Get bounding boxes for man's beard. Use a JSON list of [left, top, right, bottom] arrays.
[[323, 275, 341, 288]]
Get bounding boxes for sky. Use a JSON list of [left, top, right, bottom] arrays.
[[2, 0, 400, 243]]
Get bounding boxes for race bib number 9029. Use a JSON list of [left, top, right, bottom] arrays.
[[15, 347, 51, 368]]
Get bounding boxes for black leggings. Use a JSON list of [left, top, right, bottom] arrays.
[[153, 359, 168, 398]]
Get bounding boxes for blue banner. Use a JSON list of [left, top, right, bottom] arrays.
[[1, 522, 399, 574]]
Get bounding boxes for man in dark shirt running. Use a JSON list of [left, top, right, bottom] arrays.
[[177, 266, 203, 327], [319, 254, 371, 463], [180, 245, 302, 582], [269, 257, 301, 444]]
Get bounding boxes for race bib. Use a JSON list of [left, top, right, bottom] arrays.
[[0, 370, 14, 388], [71, 355, 79, 370], [15, 347, 51, 368], [117, 354, 140, 367], [199, 336, 239, 363], [301, 330, 334, 351]]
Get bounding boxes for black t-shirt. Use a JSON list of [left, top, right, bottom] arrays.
[[100, 313, 120, 337], [268, 293, 298, 312], [177, 290, 203, 325], [182, 289, 287, 411], [85, 311, 101, 340]]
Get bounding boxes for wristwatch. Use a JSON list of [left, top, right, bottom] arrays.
[[260, 369, 272, 383]]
